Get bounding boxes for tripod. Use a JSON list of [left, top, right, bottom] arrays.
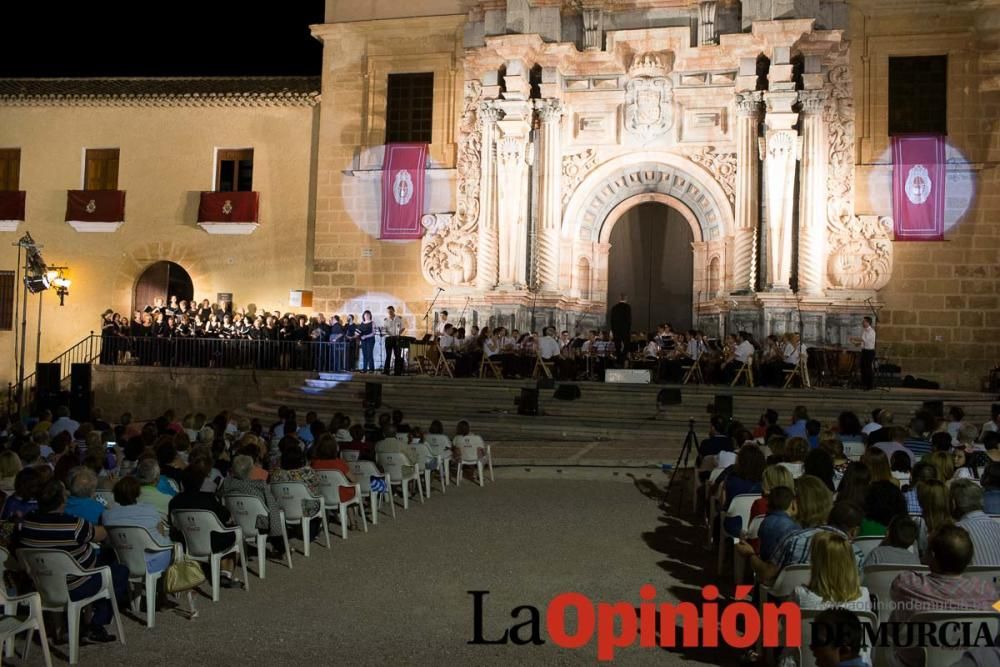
[[667, 418, 698, 500]]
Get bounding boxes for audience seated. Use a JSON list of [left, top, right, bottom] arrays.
[[951, 479, 1000, 566], [64, 467, 106, 525], [218, 454, 286, 556], [859, 480, 907, 537], [756, 485, 798, 561], [168, 463, 240, 588], [102, 476, 173, 573], [808, 607, 868, 667], [137, 459, 173, 516], [862, 514, 921, 567]]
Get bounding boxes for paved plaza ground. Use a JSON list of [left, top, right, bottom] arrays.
[[25, 477, 740, 666]]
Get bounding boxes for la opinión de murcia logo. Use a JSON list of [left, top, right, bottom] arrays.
[[468, 587, 1000, 661]]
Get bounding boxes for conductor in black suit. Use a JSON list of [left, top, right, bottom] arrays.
[[609, 294, 632, 358]]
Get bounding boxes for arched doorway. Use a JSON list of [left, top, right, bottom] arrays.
[[133, 261, 194, 310], [606, 203, 693, 333]]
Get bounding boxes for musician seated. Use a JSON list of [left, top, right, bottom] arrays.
[[537, 327, 570, 379], [722, 331, 755, 382]]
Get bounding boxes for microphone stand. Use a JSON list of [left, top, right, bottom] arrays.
[[458, 296, 471, 329], [794, 293, 812, 389], [423, 287, 444, 337]]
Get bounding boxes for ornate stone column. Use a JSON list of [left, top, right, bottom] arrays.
[[476, 101, 501, 291], [495, 100, 533, 288], [698, 0, 718, 46], [797, 90, 828, 296], [761, 91, 800, 291], [731, 91, 762, 294], [533, 98, 563, 292], [581, 4, 603, 51]]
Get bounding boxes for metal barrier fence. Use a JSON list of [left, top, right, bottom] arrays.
[[97, 336, 352, 372]]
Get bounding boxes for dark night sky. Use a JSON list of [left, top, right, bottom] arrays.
[[1, 2, 325, 78]]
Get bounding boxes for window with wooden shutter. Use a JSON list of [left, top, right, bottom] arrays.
[[216, 149, 254, 192], [385, 73, 434, 144], [0, 270, 14, 331], [0, 149, 20, 191], [889, 56, 948, 136], [84, 148, 120, 190]]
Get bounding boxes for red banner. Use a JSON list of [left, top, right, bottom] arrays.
[[380, 143, 428, 240], [198, 191, 259, 223], [65, 190, 126, 223], [892, 135, 945, 241], [0, 191, 25, 221]]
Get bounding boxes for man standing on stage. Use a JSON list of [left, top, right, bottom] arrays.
[[854, 316, 877, 390], [383, 306, 406, 376], [609, 294, 632, 358]]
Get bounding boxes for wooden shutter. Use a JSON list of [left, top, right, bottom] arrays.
[[84, 148, 120, 190], [0, 149, 20, 191], [0, 270, 14, 331]]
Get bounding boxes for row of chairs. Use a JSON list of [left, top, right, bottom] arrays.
[[1, 443, 496, 665]]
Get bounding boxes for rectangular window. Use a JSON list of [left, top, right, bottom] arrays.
[[216, 149, 254, 192], [385, 72, 434, 144], [84, 148, 120, 190], [0, 149, 20, 191], [889, 56, 948, 136], [0, 270, 13, 331]]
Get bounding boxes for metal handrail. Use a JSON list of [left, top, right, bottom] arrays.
[[7, 331, 99, 416]]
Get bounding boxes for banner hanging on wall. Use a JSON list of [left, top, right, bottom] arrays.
[[891, 134, 946, 241], [380, 143, 428, 240]]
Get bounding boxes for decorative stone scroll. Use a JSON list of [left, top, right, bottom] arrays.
[[822, 42, 893, 291], [561, 149, 598, 205], [683, 146, 736, 206], [420, 80, 482, 288]]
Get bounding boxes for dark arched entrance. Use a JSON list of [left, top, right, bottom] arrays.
[[133, 261, 194, 311], [606, 202, 694, 333]]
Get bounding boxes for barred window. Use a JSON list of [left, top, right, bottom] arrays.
[[385, 72, 434, 144]]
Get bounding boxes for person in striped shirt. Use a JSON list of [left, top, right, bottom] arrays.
[[903, 416, 933, 457], [13, 479, 128, 643], [952, 479, 1000, 566]]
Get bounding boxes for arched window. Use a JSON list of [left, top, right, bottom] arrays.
[[133, 261, 193, 311], [575, 257, 591, 300]]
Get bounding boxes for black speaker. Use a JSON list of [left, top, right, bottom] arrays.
[[714, 394, 734, 419], [517, 387, 539, 416], [70, 363, 93, 422], [364, 382, 382, 409], [921, 400, 944, 418], [34, 363, 62, 412], [554, 384, 581, 401], [657, 388, 682, 406], [537, 377, 555, 390]]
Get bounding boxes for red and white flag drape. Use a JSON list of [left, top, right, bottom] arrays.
[[891, 134, 946, 241], [380, 143, 428, 240]]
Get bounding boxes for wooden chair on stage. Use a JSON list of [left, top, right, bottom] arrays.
[[432, 343, 455, 377], [730, 354, 755, 387], [782, 351, 812, 389], [682, 357, 704, 384], [532, 355, 554, 380], [479, 354, 503, 379]]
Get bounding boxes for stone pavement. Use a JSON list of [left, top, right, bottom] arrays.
[[29, 478, 740, 666]]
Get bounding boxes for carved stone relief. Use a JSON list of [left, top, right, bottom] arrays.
[[420, 80, 481, 288], [562, 149, 598, 205], [683, 146, 736, 207], [623, 53, 674, 141], [827, 215, 893, 290]]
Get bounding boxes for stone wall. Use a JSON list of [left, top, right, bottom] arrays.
[[92, 366, 314, 421]]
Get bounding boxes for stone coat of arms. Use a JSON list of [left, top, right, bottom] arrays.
[[624, 53, 674, 141]]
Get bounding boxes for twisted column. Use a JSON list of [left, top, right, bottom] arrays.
[[732, 91, 762, 293], [533, 98, 563, 292], [797, 90, 828, 296], [476, 101, 501, 290]]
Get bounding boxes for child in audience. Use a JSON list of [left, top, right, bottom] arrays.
[[755, 485, 798, 561], [862, 514, 921, 567], [808, 608, 869, 667]]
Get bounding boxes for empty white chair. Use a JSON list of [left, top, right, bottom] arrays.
[[105, 525, 174, 628], [269, 482, 331, 557], [316, 470, 368, 539], [454, 437, 494, 487], [910, 611, 1000, 667], [853, 536, 883, 560], [377, 453, 424, 509], [341, 449, 360, 462], [413, 443, 447, 496], [350, 461, 394, 524], [223, 495, 292, 577], [170, 510, 248, 602], [0, 589, 51, 667], [18, 548, 125, 665], [863, 563, 930, 625]]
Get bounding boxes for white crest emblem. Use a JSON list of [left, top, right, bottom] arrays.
[[85, 199, 97, 213], [393, 170, 414, 206], [904, 164, 931, 205], [222, 199, 233, 215]]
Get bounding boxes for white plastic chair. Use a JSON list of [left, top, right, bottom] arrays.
[[269, 482, 331, 557], [843, 440, 865, 461], [316, 469, 368, 539], [964, 565, 1000, 587], [413, 443, 447, 496], [170, 510, 248, 602], [454, 436, 494, 487], [797, 608, 879, 667], [18, 548, 125, 665], [853, 536, 883, 560], [341, 450, 360, 462], [350, 461, 394, 524], [376, 452, 424, 509], [105, 525, 174, 628], [910, 611, 1000, 667], [863, 563, 930, 626], [758, 564, 811, 655], [717, 493, 762, 582], [0, 589, 51, 667], [223, 495, 292, 577]]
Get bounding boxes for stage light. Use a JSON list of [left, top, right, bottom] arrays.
[[24, 274, 49, 293]]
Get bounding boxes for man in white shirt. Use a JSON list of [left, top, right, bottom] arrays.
[[48, 406, 81, 439], [383, 306, 406, 376], [537, 327, 561, 361], [980, 404, 1000, 439], [853, 316, 876, 390], [723, 332, 755, 382], [436, 310, 450, 335], [439, 324, 457, 353]]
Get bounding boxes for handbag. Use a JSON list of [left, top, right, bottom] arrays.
[[164, 556, 206, 593]]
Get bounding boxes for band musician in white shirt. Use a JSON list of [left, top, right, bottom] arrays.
[[850, 316, 877, 390], [383, 305, 406, 376], [723, 331, 755, 383]]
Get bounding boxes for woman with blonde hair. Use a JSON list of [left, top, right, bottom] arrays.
[[780, 437, 810, 477], [861, 447, 897, 486], [0, 451, 23, 494], [915, 478, 953, 559], [924, 450, 955, 482], [794, 531, 872, 610]]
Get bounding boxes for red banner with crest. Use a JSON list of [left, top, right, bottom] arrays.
[[380, 143, 428, 240], [892, 135, 946, 241]]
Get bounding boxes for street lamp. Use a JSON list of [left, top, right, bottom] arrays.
[[48, 269, 71, 306]]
